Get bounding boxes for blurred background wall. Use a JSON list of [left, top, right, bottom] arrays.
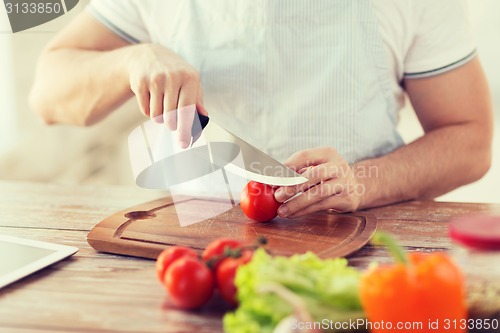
[[0, 0, 498, 202], [399, 1, 500, 203], [0, 0, 142, 185]]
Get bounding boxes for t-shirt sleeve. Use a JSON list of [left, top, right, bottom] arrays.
[[87, 0, 150, 43], [404, 0, 476, 79]]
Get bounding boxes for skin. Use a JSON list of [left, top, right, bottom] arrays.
[[29, 12, 206, 148], [275, 57, 493, 217], [30, 12, 493, 215]]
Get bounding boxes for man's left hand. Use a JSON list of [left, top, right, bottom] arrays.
[[274, 147, 362, 218]]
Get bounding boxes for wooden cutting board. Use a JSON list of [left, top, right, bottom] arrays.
[[87, 196, 377, 259]]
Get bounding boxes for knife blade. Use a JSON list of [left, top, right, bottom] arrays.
[[129, 113, 307, 190], [200, 118, 308, 186]]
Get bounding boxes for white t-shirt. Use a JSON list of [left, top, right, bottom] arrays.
[[88, 0, 476, 114]]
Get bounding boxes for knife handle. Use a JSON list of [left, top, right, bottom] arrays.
[[191, 113, 210, 138]]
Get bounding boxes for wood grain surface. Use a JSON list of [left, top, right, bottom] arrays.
[[87, 196, 377, 260], [0, 181, 499, 333]]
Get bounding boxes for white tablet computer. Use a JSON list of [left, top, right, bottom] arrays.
[[0, 235, 78, 289]]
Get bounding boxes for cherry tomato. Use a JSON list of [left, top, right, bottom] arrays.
[[216, 250, 253, 306], [240, 181, 281, 222], [202, 239, 242, 267], [164, 257, 214, 310], [156, 246, 198, 283]]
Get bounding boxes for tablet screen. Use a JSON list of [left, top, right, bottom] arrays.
[[0, 241, 57, 276], [0, 235, 78, 289]]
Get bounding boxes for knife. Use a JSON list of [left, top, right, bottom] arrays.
[[128, 113, 308, 190]]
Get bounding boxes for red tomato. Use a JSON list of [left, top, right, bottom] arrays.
[[156, 246, 198, 283], [240, 181, 281, 222], [202, 239, 242, 264], [216, 250, 253, 306], [164, 257, 214, 310]]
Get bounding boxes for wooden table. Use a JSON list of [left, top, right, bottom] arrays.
[[0, 180, 499, 333]]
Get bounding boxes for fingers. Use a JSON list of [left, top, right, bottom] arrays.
[[277, 178, 345, 217], [284, 147, 341, 172], [130, 77, 150, 117], [278, 179, 361, 218], [129, 47, 205, 148], [275, 164, 339, 203], [137, 76, 202, 148], [275, 148, 347, 203], [196, 85, 208, 116], [274, 147, 362, 218], [177, 105, 196, 148], [287, 195, 357, 218], [177, 73, 200, 148], [190, 88, 206, 146], [163, 79, 182, 128], [149, 75, 166, 123], [164, 108, 177, 131]]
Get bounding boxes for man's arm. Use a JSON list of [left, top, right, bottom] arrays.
[[29, 11, 134, 126], [274, 58, 492, 217], [30, 12, 205, 147], [357, 57, 492, 208]]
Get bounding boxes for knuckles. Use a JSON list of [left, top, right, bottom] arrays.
[[149, 72, 167, 89], [326, 147, 338, 155], [179, 68, 200, 82], [291, 198, 304, 212], [130, 75, 148, 93], [130, 67, 200, 91], [295, 150, 310, 164], [159, 67, 200, 86], [315, 199, 327, 210], [319, 184, 332, 198]]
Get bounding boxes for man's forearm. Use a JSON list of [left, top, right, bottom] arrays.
[[30, 46, 136, 126], [355, 123, 492, 209]]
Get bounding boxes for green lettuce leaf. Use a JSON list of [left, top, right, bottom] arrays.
[[223, 249, 365, 333]]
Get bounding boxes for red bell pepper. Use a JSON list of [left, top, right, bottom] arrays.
[[360, 233, 467, 333]]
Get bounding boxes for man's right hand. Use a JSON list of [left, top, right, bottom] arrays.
[[128, 44, 207, 148], [30, 12, 207, 148]]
